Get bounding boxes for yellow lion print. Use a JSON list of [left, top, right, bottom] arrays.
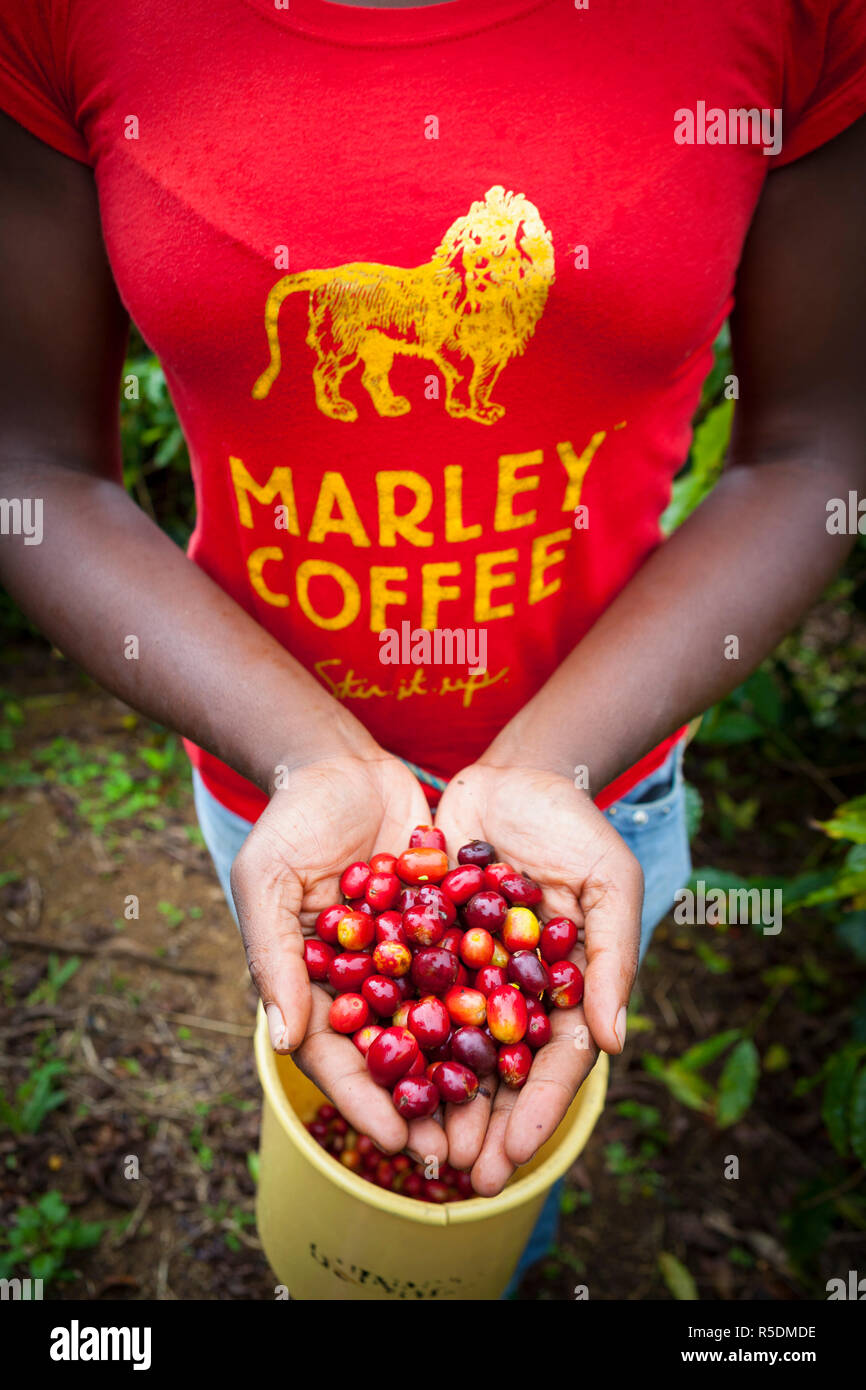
[[251, 186, 554, 425]]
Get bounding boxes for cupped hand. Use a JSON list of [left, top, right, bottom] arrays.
[[229, 751, 447, 1165], [434, 762, 642, 1195]]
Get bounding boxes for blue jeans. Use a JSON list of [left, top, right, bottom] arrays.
[[192, 742, 691, 1293]]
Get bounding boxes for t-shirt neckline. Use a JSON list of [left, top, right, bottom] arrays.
[[240, 0, 548, 46]]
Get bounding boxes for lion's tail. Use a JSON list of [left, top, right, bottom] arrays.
[[251, 272, 320, 400]]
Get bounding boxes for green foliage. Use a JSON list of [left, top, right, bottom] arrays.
[[683, 780, 703, 839], [658, 1251, 698, 1300], [821, 1045, 866, 1157], [26, 954, 81, 1007], [644, 1029, 761, 1126], [203, 1199, 255, 1252], [660, 324, 733, 536], [835, 912, 866, 962], [787, 798, 866, 912], [0, 1191, 105, 1285], [661, 398, 735, 535], [817, 796, 866, 845], [0, 1059, 68, 1135], [716, 1038, 760, 1128], [667, 776, 866, 1190], [120, 330, 195, 544], [697, 668, 787, 747], [0, 730, 188, 835]]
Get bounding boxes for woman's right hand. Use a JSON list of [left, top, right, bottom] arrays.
[[229, 749, 448, 1164]]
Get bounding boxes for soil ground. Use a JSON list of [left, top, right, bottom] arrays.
[[1, 641, 864, 1300]]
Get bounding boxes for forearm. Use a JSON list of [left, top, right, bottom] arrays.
[[0, 459, 377, 790], [481, 456, 860, 791]]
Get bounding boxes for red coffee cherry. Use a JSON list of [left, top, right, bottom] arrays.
[[473, 964, 508, 996], [499, 872, 543, 908], [539, 916, 579, 963], [440, 865, 485, 905], [443, 986, 487, 1029], [487, 985, 528, 1043], [432, 1061, 479, 1105], [328, 951, 375, 993], [548, 960, 585, 1009], [450, 1025, 498, 1074], [457, 840, 497, 868], [365, 872, 401, 912], [352, 1024, 385, 1056], [304, 939, 336, 982], [408, 825, 447, 852], [410, 947, 460, 996], [392, 1076, 440, 1119], [498, 1041, 532, 1088], [339, 861, 372, 899], [329, 994, 370, 1034], [460, 927, 495, 970], [362, 975, 404, 1018], [462, 890, 508, 932], [374, 910, 408, 945], [507, 950, 551, 998], [407, 995, 451, 1050], [366, 1027, 420, 1087], [337, 909, 375, 951], [316, 904, 347, 945], [501, 907, 541, 952], [396, 847, 449, 885], [372, 940, 412, 978]]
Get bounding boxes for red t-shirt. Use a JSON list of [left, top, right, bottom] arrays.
[[2, 0, 865, 820]]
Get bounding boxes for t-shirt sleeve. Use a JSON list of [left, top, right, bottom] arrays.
[[0, 0, 90, 165], [774, 0, 866, 166]]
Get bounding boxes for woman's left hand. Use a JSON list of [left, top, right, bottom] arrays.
[[434, 761, 642, 1195]]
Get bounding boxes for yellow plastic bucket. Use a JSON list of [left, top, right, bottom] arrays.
[[254, 1004, 608, 1299]]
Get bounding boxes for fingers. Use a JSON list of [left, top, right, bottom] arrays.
[[578, 843, 642, 1055], [231, 828, 311, 1053], [406, 1116, 448, 1169], [470, 1083, 521, 1196], [296, 986, 409, 1154], [504, 1002, 597, 1166], [444, 1071, 497, 1171]]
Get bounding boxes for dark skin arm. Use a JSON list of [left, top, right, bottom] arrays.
[[0, 111, 446, 1166], [436, 116, 866, 1193]]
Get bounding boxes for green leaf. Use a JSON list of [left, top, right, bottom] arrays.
[[817, 796, 866, 846], [835, 913, 866, 963], [37, 1190, 68, 1224], [693, 939, 731, 974], [658, 1251, 699, 1300], [687, 867, 743, 895], [660, 398, 734, 534], [798, 863, 866, 909], [821, 1047, 865, 1156], [851, 990, 866, 1045], [696, 709, 763, 745], [68, 1221, 105, 1250], [763, 1043, 790, 1073], [679, 1029, 741, 1072], [716, 1038, 760, 1127], [30, 1252, 60, 1284], [743, 668, 784, 727], [643, 1056, 713, 1112], [783, 1182, 836, 1271], [850, 1066, 866, 1169], [684, 780, 703, 841]]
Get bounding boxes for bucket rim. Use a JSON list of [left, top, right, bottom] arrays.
[[255, 1003, 608, 1223]]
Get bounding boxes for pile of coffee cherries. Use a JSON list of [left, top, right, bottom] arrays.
[[307, 1102, 474, 1201], [303, 827, 583, 1121]]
